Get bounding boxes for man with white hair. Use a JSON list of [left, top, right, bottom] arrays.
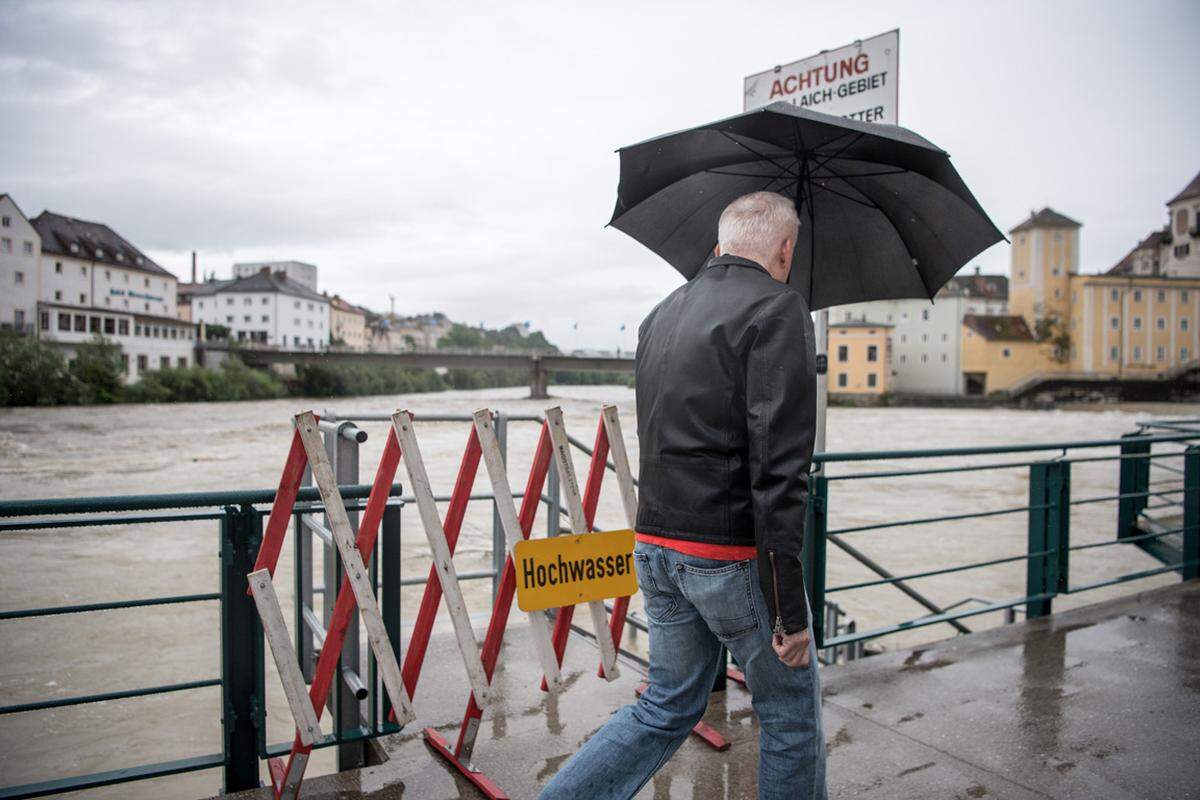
[[541, 191, 824, 799]]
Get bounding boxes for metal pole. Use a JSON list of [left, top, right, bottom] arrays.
[[381, 502, 403, 727], [220, 505, 264, 793], [332, 422, 365, 769], [813, 308, 829, 464]]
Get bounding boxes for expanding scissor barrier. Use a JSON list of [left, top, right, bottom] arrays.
[[248, 405, 638, 799]]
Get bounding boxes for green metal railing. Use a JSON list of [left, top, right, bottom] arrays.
[[1, 424, 1198, 798], [804, 429, 1200, 650]]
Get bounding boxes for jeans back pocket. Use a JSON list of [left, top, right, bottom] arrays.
[[679, 560, 758, 642]]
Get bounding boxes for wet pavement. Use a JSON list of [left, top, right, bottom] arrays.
[[220, 580, 1200, 799]]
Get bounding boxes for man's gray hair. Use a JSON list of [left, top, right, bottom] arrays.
[[717, 191, 800, 259]]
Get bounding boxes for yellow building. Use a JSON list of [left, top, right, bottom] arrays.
[[829, 319, 892, 397], [961, 314, 1050, 395], [989, 171, 1200, 392], [329, 295, 367, 351]]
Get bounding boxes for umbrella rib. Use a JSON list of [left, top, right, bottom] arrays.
[[811, 132, 865, 173], [822, 163, 934, 300], [706, 167, 794, 179], [717, 130, 799, 178], [809, 180, 881, 211]]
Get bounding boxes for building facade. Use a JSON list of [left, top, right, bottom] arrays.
[[329, 295, 368, 350], [14, 207, 197, 381], [829, 320, 893, 396], [189, 269, 330, 349], [961, 314, 1045, 394], [834, 267, 1008, 395], [232, 260, 318, 291], [1, 194, 40, 333]]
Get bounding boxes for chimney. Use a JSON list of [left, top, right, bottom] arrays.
[[191, 251, 197, 284]]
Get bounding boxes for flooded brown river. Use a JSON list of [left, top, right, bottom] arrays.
[[0, 388, 1194, 798]]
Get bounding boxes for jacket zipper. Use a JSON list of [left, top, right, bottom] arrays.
[[768, 550, 784, 636]]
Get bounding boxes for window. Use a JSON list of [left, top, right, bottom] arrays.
[[941, 353, 948, 362], [177, 357, 188, 368], [58, 313, 70, 332], [104, 270, 111, 280], [22, 241, 32, 255], [1133, 317, 1141, 330], [1157, 317, 1166, 330], [1184, 291, 1191, 303], [118, 319, 129, 335], [160, 356, 170, 369], [54, 290, 62, 301], [243, 315, 251, 322], [1, 237, 10, 253], [1111, 289, 1119, 302], [79, 293, 86, 304], [294, 301, 300, 309], [921, 333, 928, 343], [867, 345, 878, 362], [1176, 244, 1192, 259], [867, 373, 877, 388], [226, 315, 234, 323], [1053, 288, 1061, 299], [14, 271, 23, 286], [244, 297, 252, 306], [88, 316, 100, 333], [1133, 289, 1142, 302], [0, 215, 8, 226], [1111, 317, 1119, 330], [137, 354, 148, 372], [941, 333, 948, 342], [55, 262, 62, 274], [40, 311, 49, 331], [1157, 290, 1166, 303], [921, 354, 928, 363], [262, 297, 269, 305], [81, 265, 87, 276], [1184, 347, 1191, 362], [307, 303, 314, 311], [1111, 346, 1119, 360], [1002, 348, 1011, 358], [921, 309, 929, 321], [103, 318, 115, 335], [1157, 346, 1166, 362], [261, 315, 270, 323], [900, 334, 907, 344], [1183, 318, 1190, 332], [899, 354, 907, 363], [143, 278, 149, 287], [74, 314, 86, 332], [837, 373, 847, 388]]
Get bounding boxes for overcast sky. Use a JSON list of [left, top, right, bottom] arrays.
[[2, 1, 1197, 350]]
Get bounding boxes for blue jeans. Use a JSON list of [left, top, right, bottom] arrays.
[[540, 541, 826, 800]]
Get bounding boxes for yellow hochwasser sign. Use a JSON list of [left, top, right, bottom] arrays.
[[513, 529, 638, 612]]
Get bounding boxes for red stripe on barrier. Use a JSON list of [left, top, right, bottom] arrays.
[[250, 427, 309, 591], [543, 417, 610, 690], [273, 426, 402, 798], [449, 422, 553, 757], [396, 426, 482, 709]]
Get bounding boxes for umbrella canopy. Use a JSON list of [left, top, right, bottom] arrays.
[[609, 102, 1004, 310]]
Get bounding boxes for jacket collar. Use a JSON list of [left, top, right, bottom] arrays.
[[704, 253, 771, 278]]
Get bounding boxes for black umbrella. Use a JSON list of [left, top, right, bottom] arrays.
[[609, 102, 1004, 310]]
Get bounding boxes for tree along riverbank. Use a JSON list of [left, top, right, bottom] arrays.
[[0, 331, 631, 407]]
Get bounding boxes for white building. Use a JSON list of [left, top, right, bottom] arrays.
[[833, 268, 1008, 395], [189, 268, 330, 349], [1107, 170, 1200, 279], [1, 194, 40, 333], [29, 209, 197, 380], [232, 260, 318, 291]]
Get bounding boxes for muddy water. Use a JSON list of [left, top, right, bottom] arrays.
[[0, 390, 1193, 798]]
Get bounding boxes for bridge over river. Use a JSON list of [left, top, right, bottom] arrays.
[[200, 343, 635, 398]]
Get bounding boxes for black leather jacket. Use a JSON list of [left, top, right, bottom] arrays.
[[635, 254, 816, 634]]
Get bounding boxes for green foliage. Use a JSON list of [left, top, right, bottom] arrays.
[[203, 323, 231, 341], [124, 356, 286, 403], [0, 330, 79, 406], [437, 323, 556, 353], [71, 337, 125, 404], [293, 363, 448, 398]]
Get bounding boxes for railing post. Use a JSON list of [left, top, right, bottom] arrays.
[[220, 504, 264, 793], [491, 410, 508, 600], [1184, 445, 1199, 581], [294, 503, 314, 681], [1027, 460, 1070, 617], [380, 501, 403, 726], [803, 472, 828, 648], [1117, 432, 1151, 540], [331, 424, 366, 770]]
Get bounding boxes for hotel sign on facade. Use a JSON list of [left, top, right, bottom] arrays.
[[743, 29, 899, 124]]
